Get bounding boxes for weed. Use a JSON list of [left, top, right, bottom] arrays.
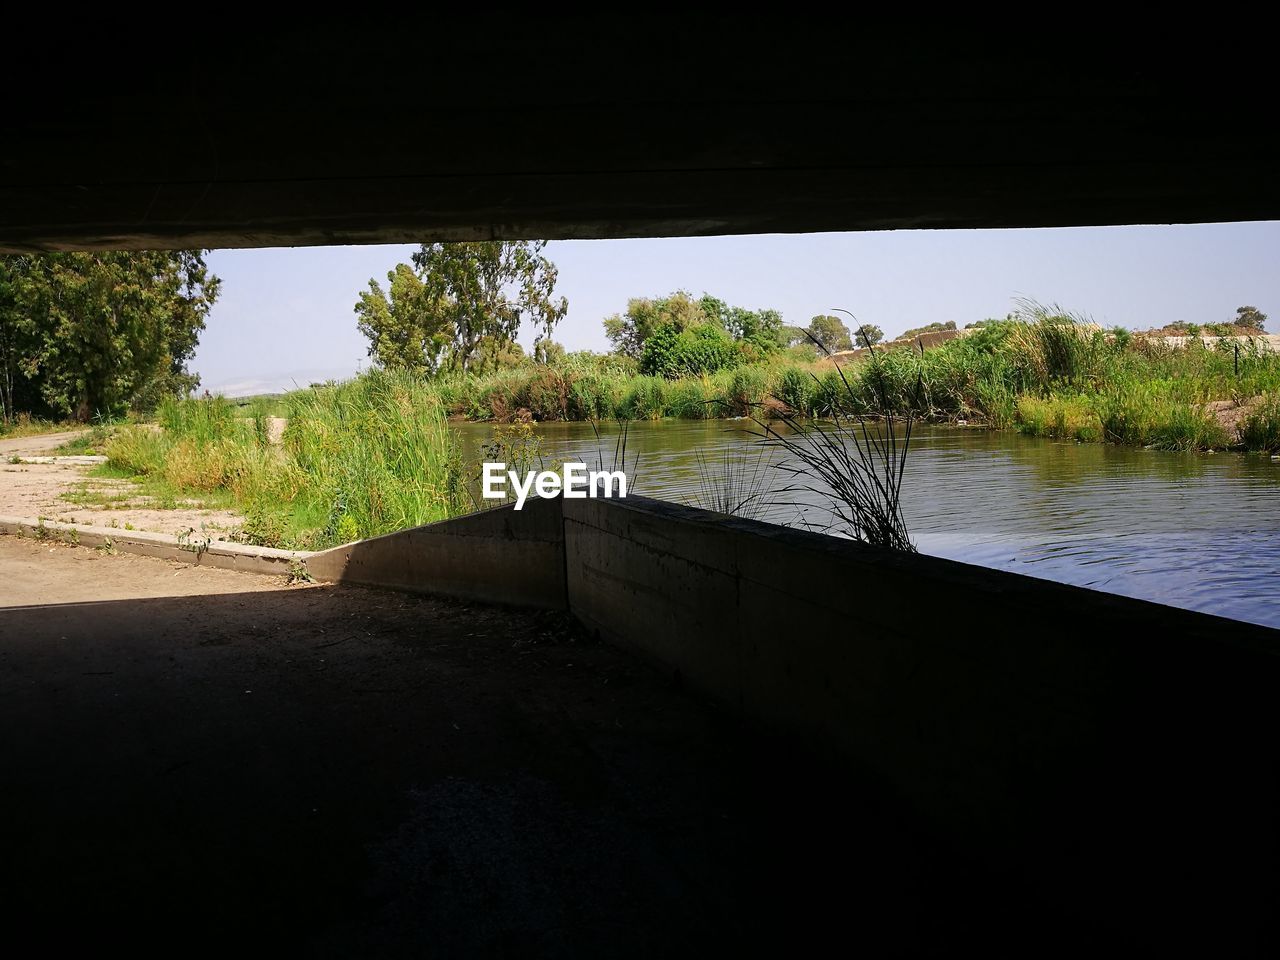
[[753, 316, 916, 551], [287, 559, 316, 585], [692, 443, 773, 519], [176, 527, 211, 559], [1239, 394, 1280, 452]]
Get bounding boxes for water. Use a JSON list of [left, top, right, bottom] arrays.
[[454, 420, 1280, 629]]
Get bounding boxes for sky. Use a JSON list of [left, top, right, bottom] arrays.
[[194, 221, 1280, 396]]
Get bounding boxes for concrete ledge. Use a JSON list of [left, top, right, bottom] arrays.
[[561, 494, 1280, 933], [9, 455, 107, 465], [305, 497, 567, 609], [0, 515, 310, 576]]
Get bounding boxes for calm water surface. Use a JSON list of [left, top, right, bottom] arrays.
[[455, 421, 1280, 629]]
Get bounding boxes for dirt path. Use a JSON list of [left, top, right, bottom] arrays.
[[0, 429, 88, 457], [0, 430, 243, 538], [0, 535, 292, 604]]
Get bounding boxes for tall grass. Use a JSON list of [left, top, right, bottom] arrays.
[[692, 445, 773, 519], [1240, 394, 1280, 452], [282, 371, 465, 545], [106, 370, 465, 549], [754, 324, 917, 551]]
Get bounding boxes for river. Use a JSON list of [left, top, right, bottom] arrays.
[[454, 420, 1280, 629]]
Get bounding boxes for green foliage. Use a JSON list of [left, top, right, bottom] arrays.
[[359, 241, 566, 375], [105, 371, 466, 550], [1239, 395, 1280, 452], [620, 376, 668, 420], [603, 290, 709, 358], [1016, 394, 1101, 441], [667, 378, 716, 419], [776, 367, 817, 416], [724, 366, 768, 416], [355, 263, 453, 374], [103, 427, 170, 477], [639, 322, 743, 379], [1235, 305, 1268, 331], [604, 290, 786, 358], [0, 250, 219, 422], [1094, 383, 1229, 450], [853, 324, 884, 347], [283, 371, 466, 544], [805, 315, 853, 353]]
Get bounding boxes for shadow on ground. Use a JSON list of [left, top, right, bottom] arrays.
[[0, 582, 1060, 954]]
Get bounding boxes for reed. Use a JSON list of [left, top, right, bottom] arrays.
[[752, 318, 916, 551]]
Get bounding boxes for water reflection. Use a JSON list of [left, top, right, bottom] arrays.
[[454, 420, 1280, 628]]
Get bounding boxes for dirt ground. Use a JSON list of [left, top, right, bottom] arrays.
[[0, 535, 1052, 953], [0, 429, 243, 537], [0, 428, 92, 457]]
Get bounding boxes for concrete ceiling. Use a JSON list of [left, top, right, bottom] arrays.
[[4, 24, 1278, 252]]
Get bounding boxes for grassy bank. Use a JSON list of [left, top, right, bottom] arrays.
[[104, 371, 468, 549], [0, 414, 84, 439], [99, 319, 1280, 549], [835, 319, 1280, 452], [429, 322, 1280, 452]]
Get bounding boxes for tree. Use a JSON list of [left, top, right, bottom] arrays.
[[804, 315, 853, 354], [407, 241, 566, 372], [640, 322, 741, 379], [781, 325, 810, 347], [725, 306, 786, 350], [1235, 305, 1268, 331], [355, 263, 453, 375], [604, 290, 707, 358], [0, 251, 219, 421], [854, 324, 884, 347], [605, 290, 787, 356]]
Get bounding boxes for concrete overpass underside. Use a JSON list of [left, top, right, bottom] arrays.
[[4, 25, 1279, 252]]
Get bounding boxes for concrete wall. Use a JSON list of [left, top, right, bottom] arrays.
[[306, 497, 566, 609], [304, 493, 1278, 942], [561, 495, 1278, 942]]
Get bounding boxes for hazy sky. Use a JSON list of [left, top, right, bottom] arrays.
[[195, 221, 1280, 396]]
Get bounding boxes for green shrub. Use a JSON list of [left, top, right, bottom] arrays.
[[640, 322, 743, 379], [566, 374, 617, 420], [776, 367, 816, 416], [667, 378, 714, 419], [105, 427, 169, 476], [1240, 394, 1280, 452], [1015, 394, 1099, 440], [723, 366, 767, 416], [157, 395, 238, 444], [620, 376, 667, 420], [1093, 382, 1227, 450], [520, 367, 575, 421]]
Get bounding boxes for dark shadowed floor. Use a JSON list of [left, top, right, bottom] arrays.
[[0, 538, 1063, 955]]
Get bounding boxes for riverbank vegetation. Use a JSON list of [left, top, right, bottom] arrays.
[[102, 371, 467, 549], [420, 301, 1280, 454], [352, 244, 1277, 454]]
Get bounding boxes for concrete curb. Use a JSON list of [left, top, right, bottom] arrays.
[[0, 515, 314, 577], [8, 455, 108, 465]]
